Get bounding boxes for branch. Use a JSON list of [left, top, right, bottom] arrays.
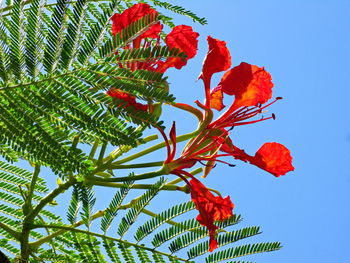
[[112, 130, 200, 165], [90, 168, 165, 183], [0, 222, 20, 240], [93, 181, 187, 192], [26, 178, 77, 223], [29, 210, 105, 249], [31, 225, 193, 262]]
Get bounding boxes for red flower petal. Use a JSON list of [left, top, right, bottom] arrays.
[[190, 178, 234, 251], [156, 25, 199, 73], [200, 36, 231, 84], [210, 86, 225, 111], [111, 3, 161, 39], [107, 88, 136, 104], [250, 142, 294, 177], [219, 62, 273, 109], [107, 88, 148, 111]]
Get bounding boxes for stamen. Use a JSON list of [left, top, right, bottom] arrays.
[[198, 160, 217, 167]]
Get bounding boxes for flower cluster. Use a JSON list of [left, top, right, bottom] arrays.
[[110, 3, 294, 253], [108, 3, 199, 111]]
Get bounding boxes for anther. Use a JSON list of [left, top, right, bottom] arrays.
[[276, 97, 283, 100], [272, 113, 276, 120]]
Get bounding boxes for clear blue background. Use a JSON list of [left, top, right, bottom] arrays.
[[155, 0, 350, 262]]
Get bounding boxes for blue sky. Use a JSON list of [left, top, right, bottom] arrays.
[[155, 0, 350, 262]]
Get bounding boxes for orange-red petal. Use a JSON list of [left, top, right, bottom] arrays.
[[219, 62, 273, 109], [190, 178, 234, 251], [200, 36, 231, 83], [210, 86, 225, 111], [111, 3, 161, 39], [250, 142, 294, 177], [157, 25, 199, 72], [107, 88, 148, 111]]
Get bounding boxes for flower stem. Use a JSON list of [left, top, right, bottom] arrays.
[[108, 161, 163, 169], [113, 130, 200, 165], [93, 181, 186, 192], [90, 169, 165, 183]]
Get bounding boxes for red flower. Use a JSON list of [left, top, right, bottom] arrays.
[[199, 36, 231, 107], [247, 142, 294, 177], [189, 177, 234, 252], [157, 25, 199, 73], [218, 140, 294, 177], [208, 62, 276, 130], [171, 169, 234, 252], [158, 124, 234, 251], [111, 3, 162, 41], [107, 88, 148, 111]]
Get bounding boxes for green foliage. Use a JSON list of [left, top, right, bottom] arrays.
[[0, 1, 283, 262], [100, 179, 133, 233], [205, 242, 282, 263], [0, 0, 178, 175], [117, 177, 165, 237], [135, 201, 195, 242]]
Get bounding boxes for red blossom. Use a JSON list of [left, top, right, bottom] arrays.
[[157, 25, 199, 73], [199, 36, 231, 106], [158, 124, 234, 251], [218, 140, 294, 177], [189, 177, 234, 252], [111, 3, 162, 40], [210, 86, 225, 111], [208, 62, 276, 129], [248, 142, 294, 177], [200, 36, 232, 84], [107, 88, 148, 111], [219, 62, 273, 110]]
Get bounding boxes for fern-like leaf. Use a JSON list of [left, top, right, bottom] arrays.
[[205, 242, 282, 263]]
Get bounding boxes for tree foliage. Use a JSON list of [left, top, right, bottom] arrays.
[[0, 0, 287, 262]]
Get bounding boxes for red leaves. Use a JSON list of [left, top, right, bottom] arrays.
[[190, 178, 234, 251], [111, 3, 162, 39], [219, 62, 273, 110], [249, 142, 294, 177]]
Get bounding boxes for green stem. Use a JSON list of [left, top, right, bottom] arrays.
[[166, 167, 203, 185], [103, 134, 158, 163], [29, 210, 105, 249], [26, 178, 77, 223], [113, 130, 200, 165], [90, 168, 165, 183], [89, 139, 100, 160], [93, 181, 186, 192], [108, 161, 163, 169], [96, 142, 107, 165], [31, 225, 192, 263], [0, 222, 20, 240], [25, 164, 40, 214]]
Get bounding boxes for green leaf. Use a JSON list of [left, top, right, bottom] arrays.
[[205, 242, 282, 263], [117, 177, 165, 238], [135, 201, 195, 242]]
